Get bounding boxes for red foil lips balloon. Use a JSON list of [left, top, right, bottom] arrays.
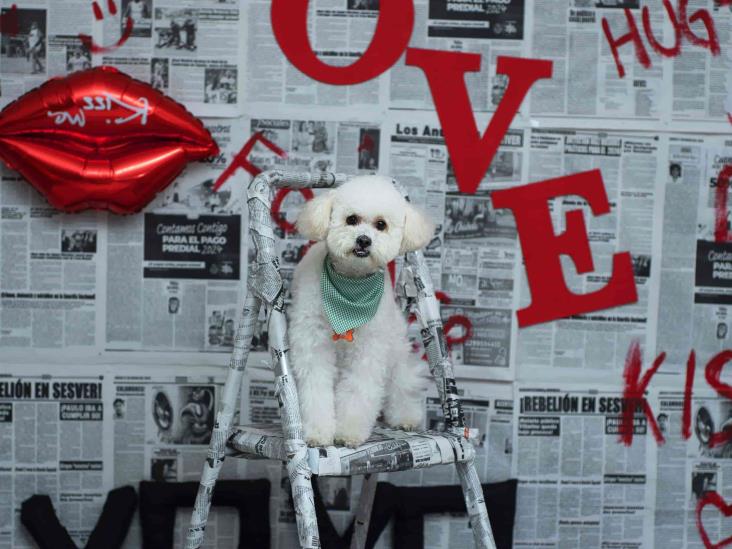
[[0, 66, 218, 214]]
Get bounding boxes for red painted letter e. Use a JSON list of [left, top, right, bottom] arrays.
[[491, 169, 638, 327]]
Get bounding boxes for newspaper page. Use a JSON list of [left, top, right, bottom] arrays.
[[0, 164, 104, 352], [104, 118, 248, 353], [669, 1, 732, 130], [389, 0, 529, 113], [244, 0, 384, 111], [95, 0, 243, 117], [0, 0, 94, 108], [529, 0, 664, 127], [112, 366, 246, 549], [651, 386, 732, 548], [385, 111, 526, 380], [655, 134, 732, 368], [0, 367, 108, 549], [516, 128, 662, 373], [513, 383, 657, 548]]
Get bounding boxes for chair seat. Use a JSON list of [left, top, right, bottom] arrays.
[[227, 424, 476, 476]]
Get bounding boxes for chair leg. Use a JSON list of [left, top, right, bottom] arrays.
[[456, 460, 497, 549], [350, 473, 378, 549], [287, 452, 321, 549], [185, 293, 261, 549]]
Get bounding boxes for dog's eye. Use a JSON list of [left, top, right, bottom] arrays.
[[346, 215, 359, 226], [374, 220, 387, 231]]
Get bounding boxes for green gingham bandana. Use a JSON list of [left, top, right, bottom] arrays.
[[321, 256, 385, 335]]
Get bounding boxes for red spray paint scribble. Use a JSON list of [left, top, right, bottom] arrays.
[[696, 491, 732, 549], [79, 0, 133, 54], [212, 131, 286, 192], [619, 339, 666, 446], [678, 0, 719, 54], [683, 350, 696, 440], [271, 188, 314, 235], [406, 291, 472, 360], [444, 315, 472, 347], [0, 5, 20, 37], [642, 0, 681, 57], [602, 0, 726, 78], [621, 345, 732, 446], [704, 350, 732, 447], [602, 9, 651, 79], [714, 166, 732, 242]]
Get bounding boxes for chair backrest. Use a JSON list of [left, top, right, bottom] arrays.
[[246, 170, 467, 437]]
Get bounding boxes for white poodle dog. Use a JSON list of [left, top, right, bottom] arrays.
[[289, 175, 434, 448]]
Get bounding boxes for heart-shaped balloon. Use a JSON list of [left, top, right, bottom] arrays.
[[696, 491, 732, 549], [0, 66, 218, 214]]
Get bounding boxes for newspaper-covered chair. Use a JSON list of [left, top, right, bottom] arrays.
[[186, 171, 497, 549]]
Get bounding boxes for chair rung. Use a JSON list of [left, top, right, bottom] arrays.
[[227, 425, 475, 476]]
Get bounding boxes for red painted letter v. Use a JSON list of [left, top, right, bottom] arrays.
[[406, 50, 552, 195]]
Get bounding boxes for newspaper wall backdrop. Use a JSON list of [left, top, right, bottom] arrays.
[[4, 0, 732, 547]]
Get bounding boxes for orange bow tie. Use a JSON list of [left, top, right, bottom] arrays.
[[332, 329, 354, 342]]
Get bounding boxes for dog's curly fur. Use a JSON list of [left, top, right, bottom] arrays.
[[290, 176, 434, 448]]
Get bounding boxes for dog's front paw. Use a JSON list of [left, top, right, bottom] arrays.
[[303, 424, 335, 447], [335, 418, 375, 448], [334, 435, 367, 449], [334, 421, 372, 449], [391, 422, 419, 432], [306, 435, 334, 447], [384, 402, 424, 433]]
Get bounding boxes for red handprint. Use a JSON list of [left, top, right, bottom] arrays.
[[78, 0, 133, 54]]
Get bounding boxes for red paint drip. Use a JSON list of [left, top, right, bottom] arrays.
[[714, 165, 732, 242], [108, 0, 117, 15], [683, 350, 695, 440]]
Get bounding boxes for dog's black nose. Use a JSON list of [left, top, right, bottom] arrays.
[[356, 235, 371, 249]]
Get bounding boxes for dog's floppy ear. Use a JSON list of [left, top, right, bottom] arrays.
[[400, 203, 434, 254], [296, 191, 334, 241]]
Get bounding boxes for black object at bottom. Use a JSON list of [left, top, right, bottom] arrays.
[[313, 479, 518, 549], [139, 479, 270, 549]]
